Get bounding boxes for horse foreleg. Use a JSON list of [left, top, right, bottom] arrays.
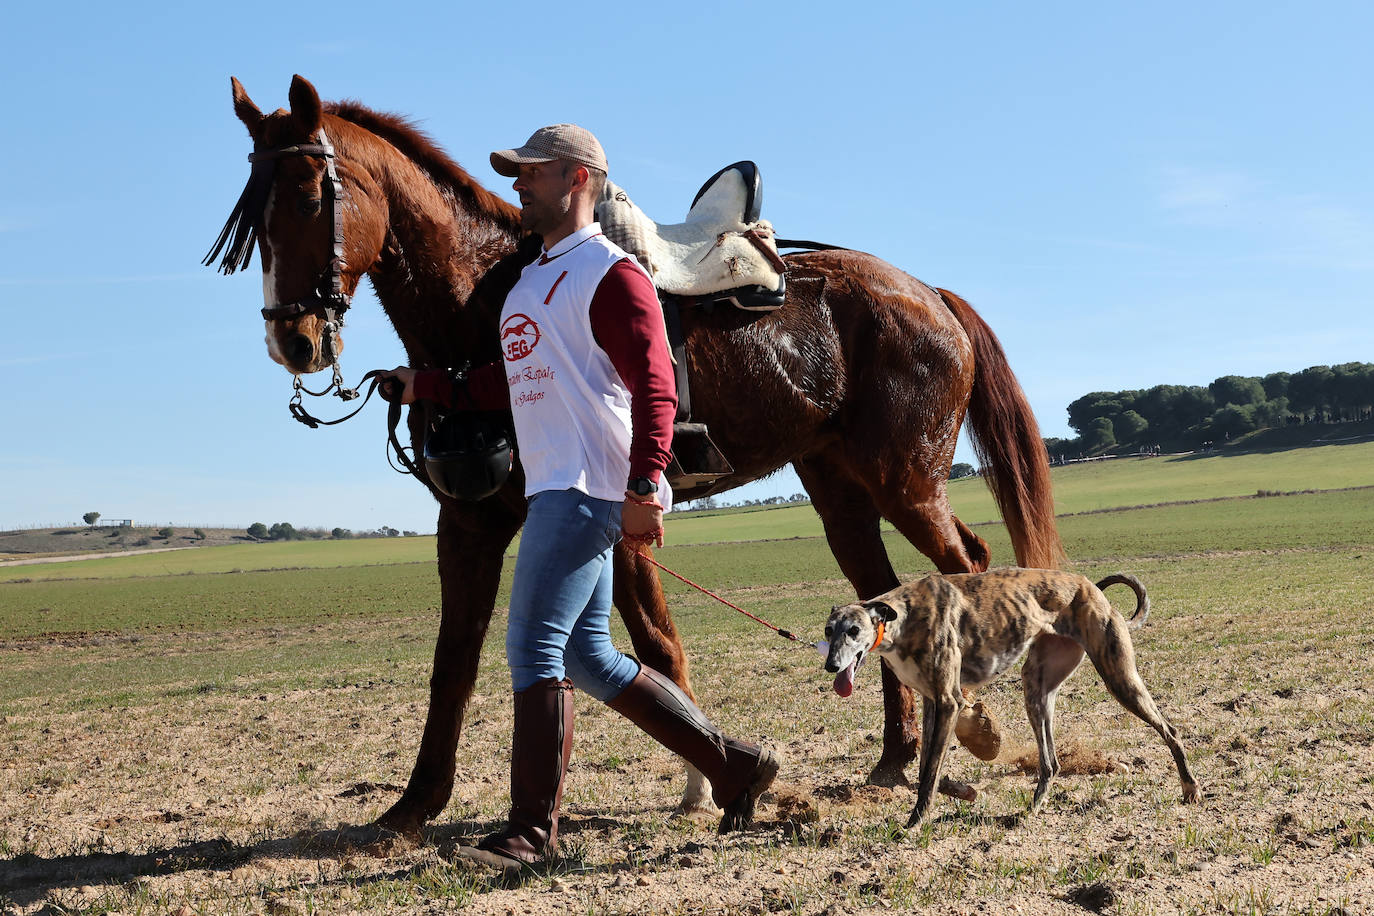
[[376, 502, 518, 838], [795, 455, 918, 787], [612, 541, 715, 816]]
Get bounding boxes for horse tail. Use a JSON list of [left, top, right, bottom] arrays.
[[937, 288, 1064, 569], [1096, 573, 1151, 629]]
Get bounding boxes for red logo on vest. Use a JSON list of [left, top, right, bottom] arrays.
[[501, 313, 541, 361]]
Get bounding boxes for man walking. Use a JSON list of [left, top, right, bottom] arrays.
[[386, 123, 778, 873]]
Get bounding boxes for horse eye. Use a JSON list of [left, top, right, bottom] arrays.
[[299, 196, 323, 217]]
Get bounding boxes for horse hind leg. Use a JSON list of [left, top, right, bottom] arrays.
[[612, 540, 715, 816], [795, 455, 917, 787], [870, 485, 985, 576]]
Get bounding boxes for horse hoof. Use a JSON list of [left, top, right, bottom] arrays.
[[672, 799, 720, 823], [955, 701, 1003, 761], [672, 764, 719, 821], [865, 759, 911, 789], [374, 804, 427, 842]]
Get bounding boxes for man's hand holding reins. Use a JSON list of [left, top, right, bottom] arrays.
[[378, 366, 418, 404]]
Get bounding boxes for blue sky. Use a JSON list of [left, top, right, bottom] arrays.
[[2, 2, 1370, 533]]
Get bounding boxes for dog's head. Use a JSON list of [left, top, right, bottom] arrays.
[[823, 599, 898, 698]]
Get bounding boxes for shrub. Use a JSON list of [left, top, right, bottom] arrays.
[[193, 528, 206, 540], [158, 527, 175, 539]]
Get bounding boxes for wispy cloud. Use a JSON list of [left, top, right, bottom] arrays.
[[1155, 165, 1374, 271], [0, 353, 72, 368]]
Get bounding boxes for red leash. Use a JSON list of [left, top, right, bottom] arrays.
[[632, 547, 818, 649]]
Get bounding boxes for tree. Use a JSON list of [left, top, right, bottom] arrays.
[[1113, 410, 1148, 442], [83, 511, 100, 526], [1332, 362, 1374, 421], [193, 528, 206, 540], [247, 522, 268, 540], [1210, 404, 1259, 438], [1066, 392, 1124, 437], [158, 527, 175, 539], [269, 522, 298, 541], [331, 527, 352, 539], [1261, 371, 1291, 401], [948, 462, 976, 480], [1208, 375, 1265, 408], [1288, 365, 1334, 422], [1083, 417, 1116, 451], [1169, 387, 1216, 431]]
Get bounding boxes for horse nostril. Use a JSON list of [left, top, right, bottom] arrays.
[[285, 333, 314, 366]]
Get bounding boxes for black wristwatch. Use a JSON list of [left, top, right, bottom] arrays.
[[627, 477, 656, 497]]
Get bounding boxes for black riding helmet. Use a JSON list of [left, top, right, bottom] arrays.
[[423, 411, 513, 501]]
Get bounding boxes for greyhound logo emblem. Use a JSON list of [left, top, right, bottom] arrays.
[[501, 313, 541, 361]]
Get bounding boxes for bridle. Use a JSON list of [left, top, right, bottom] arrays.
[[204, 129, 363, 424], [204, 122, 468, 493]]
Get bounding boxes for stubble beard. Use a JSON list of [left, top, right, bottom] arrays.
[[520, 191, 573, 238]]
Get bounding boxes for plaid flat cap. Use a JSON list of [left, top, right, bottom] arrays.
[[490, 123, 608, 177]]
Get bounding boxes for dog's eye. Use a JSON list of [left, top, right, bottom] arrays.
[[823, 624, 833, 637], [848, 625, 860, 639]]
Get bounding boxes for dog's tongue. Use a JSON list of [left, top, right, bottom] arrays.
[[833, 660, 857, 698]]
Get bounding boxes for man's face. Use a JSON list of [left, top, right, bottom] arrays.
[[512, 161, 579, 237]]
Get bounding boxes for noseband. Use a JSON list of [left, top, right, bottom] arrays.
[[205, 130, 362, 424]]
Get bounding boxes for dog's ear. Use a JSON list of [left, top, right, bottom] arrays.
[[864, 599, 900, 623]]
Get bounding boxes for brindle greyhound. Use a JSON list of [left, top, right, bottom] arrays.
[[824, 568, 1201, 827]]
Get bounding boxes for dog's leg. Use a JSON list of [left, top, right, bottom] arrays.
[[907, 689, 960, 828], [1022, 634, 1084, 813], [1081, 612, 1202, 804]]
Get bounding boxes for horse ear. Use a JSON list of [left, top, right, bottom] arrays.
[[288, 74, 323, 136], [230, 77, 263, 135]]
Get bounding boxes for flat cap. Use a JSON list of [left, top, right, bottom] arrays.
[[490, 123, 608, 177]]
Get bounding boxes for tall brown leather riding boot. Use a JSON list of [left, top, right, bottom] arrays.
[[607, 665, 780, 833], [457, 678, 574, 873]]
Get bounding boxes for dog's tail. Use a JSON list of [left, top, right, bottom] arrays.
[[1096, 573, 1150, 629], [938, 289, 1064, 570]]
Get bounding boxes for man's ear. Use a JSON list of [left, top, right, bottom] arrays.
[[864, 599, 899, 623]]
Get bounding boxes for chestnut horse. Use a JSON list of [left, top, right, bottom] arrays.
[[211, 76, 1062, 837]]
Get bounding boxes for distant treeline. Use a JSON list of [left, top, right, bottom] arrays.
[[1046, 362, 1374, 459], [245, 522, 419, 541]]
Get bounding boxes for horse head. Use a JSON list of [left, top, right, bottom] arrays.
[[211, 75, 389, 375]]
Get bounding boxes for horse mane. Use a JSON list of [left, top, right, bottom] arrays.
[[326, 100, 521, 231]]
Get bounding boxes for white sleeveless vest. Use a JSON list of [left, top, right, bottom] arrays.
[[500, 224, 646, 502]]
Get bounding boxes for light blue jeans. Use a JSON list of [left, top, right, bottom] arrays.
[[506, 488, 640, 701]]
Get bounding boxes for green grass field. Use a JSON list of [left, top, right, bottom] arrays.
[[2, 442, 1372, 914]]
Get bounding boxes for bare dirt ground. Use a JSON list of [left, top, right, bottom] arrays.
[[2, 555, 1373, 915], [0, 548, 197, 568]]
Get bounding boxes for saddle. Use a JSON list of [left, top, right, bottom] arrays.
[[597, 162, 797, 493], [598, 161, 787, 312]]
